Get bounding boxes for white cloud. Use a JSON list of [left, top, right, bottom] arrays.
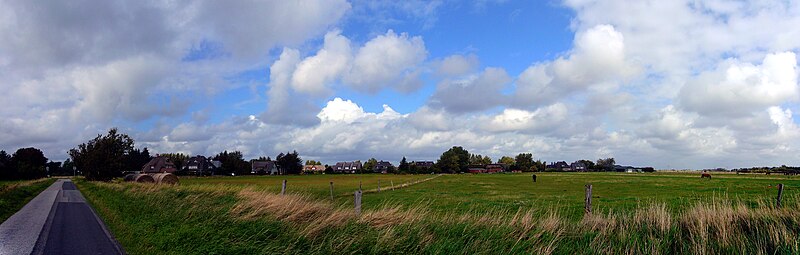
[[435, 54, 479, 77], [679, 52, 799, 117], [291, 31, 352, 95], [482, 104, 568, 133], [512, 24, 637, 108], [344, 30, 427, 93], [430, 67, 512, 113]]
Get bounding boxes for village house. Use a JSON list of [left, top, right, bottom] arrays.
[[373, 161, 393, 173], [570, 161, 587, 172], [183, 155, 218, 176], [303, 164, 324, 174], [546, 161, 569, 171], [142, 156, 177, 173], [334, 161, 362, 173], [251, 160, 277, 175], [413, 161, 434, 168]]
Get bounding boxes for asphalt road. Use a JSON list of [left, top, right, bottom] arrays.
[[0, 179, 124, 255]]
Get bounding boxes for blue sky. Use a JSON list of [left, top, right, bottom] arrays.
[[2, 0, 800, 169]]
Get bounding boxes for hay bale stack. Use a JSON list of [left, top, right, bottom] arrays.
[[134, 174, 155, 183], [150, 173, 179, 185]]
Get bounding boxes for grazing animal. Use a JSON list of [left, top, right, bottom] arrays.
[[532, 174, 537, 182], [701, 173, 712, 179]]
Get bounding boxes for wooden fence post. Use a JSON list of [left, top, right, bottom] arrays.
[[391, 181, 395, 190], [354, 190, 362, 216], [378, 180, 381, 192], [359, 181, 362, 192], [585, 184, 593, 214], [329, 181, 334, 200], [281, 179, 287, 195], [777, 183, 784, 208]]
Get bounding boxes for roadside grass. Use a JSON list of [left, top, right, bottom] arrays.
[[77, 172, 800, 254], [0, 178, 56, 223]]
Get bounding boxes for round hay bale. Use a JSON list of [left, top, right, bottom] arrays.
[[134, 174, 155, 183], [151, 173, 179, 185], [123, 174, 137, 182]]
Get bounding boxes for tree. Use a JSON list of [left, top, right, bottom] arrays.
[[0, 150, 12, 180], [62, 158, 75, 176], [515, 153, 534, 172], [305, 160, 321, 165], [436, 146, 470, 173], [324, 165, 334, 174], [213, 151, 250, 175], [363, 158, 378, 172], [10, 147, 48, 179], [125, 148, 152, 173], [577, 159, 596, 171], [596, 158, 616, 171], [398, 157, 410, 173], [69, 128, 135, 181], [498, 156, 515, 166], [256, 156, 272, 161], [160, 153, 189, 172], [276, 151, 302, 175], [45, 161, 63, 176]]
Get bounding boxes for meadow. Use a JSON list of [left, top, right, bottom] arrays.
[[77, 172, 800, 254]]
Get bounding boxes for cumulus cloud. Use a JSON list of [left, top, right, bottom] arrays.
[[291, 31, 352, 95], [429, 67, 512, 113], [679, 52, 799, 117], [482, 104, 568, 133], [263, 48, 321, 127], [344, 30, 427, 93], [435, 54, 479, 77], [512, 24, 637, 108]]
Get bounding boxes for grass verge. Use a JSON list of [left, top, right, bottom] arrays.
[[0, 178, 56, 223], [78, 179, 800, 254]]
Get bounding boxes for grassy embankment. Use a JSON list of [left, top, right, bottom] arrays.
[[78, 173, 800, 254], [0, 178, 56, 222]]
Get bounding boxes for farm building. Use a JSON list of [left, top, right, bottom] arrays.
[[485, 164, 504, 173], [303, 164, 324, 173], [142, 156, 177, 173], [182, 155, 218, 176], [570, 161, 587, 171], [413, 161, 434, 168], [373, 161, 394, 173], [251, 160, 277, 175], [546, 161, 569, 171], [335, 161, 362, 173]]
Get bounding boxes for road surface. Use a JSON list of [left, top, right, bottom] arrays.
[[0, 179, 124, 255]]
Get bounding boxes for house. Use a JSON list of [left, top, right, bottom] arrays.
[[570, 161, 587, 172], [373, 161, 394, 173], [303, 164, 324, 173], [334, 161, 362, 173], [546, 161, 569, 171], [142, 156, 177, 173], [183, 155, 218, 176], [468, 165, 487, 173], [252, 160, 277, 175], [413, 161, 434, 168], [485, 164, 504, 173]]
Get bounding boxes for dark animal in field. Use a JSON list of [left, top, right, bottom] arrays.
[[701, 173, 712, 179], [532, 174, 537, 182]]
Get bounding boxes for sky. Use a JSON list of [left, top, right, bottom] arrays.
[[1, 0, 800, 169]]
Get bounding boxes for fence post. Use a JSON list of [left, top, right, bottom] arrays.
[[391, 181, 395, 190], [354, 190, 362, 216], [378, 180, 381, 192], [359, 181, 362, 192], [330, 181, 334, 200], [777, 183, 784, 208], [281, 179, 287, 195], [585, 184, 592, 214]]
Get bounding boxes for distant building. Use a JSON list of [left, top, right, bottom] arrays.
[[303, 164, 324, 173], [183, 155, 218, 176], [570, 161, 587, 172], [142, 156, 177, 173], [546, 161, 569, 171], [413, 161, 434, 169], [373, 161, 394, 173], [468, 165, 486, 173], [485, 164, 504, 173], [334, 161, 362, 173], [252, 161, 277, 175]]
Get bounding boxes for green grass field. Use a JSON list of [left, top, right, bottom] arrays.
[[0, 178, 56, 223], [77, 172, 800, 254]]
